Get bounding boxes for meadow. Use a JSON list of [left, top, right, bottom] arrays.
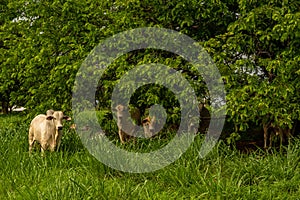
[[0, 113, 300, 199]]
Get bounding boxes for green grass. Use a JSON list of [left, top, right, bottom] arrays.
[[0, 114, 300, 199]]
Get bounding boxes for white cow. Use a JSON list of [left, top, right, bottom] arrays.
[[28, 110, 71, 153]]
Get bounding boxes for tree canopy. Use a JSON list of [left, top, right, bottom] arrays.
[[1, 0, 299, 137]]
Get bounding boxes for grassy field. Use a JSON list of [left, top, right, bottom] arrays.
[[0, 113, 300, 199]]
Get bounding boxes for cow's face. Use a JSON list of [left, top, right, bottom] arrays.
[[115, 105, 128, 121], [142, 116, 156, 138], [47, 111, 71, 131]]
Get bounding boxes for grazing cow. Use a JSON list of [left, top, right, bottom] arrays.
[[28, 110, 71, 153], [115, 104, 140, 143], [142, 116, 156, 138]]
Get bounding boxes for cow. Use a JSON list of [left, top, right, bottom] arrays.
[[272, 126, 292, 147], [28, 110, 71, 153], [142, 114, 202, 137], [263, 122, 292, 148], [115, 104, 141, 143], [142, 116, 156, 138]]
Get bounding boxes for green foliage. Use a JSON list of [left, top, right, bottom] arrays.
[[205, 0, 300, 133], [1, 0, 236, 114], [1, 0, 113, 113], [1, 0, 299, 139], [226, 132, 241, 145]]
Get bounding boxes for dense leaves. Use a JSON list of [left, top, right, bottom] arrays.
[[204, 0, 300, 133], [1, 0, 299, 137]]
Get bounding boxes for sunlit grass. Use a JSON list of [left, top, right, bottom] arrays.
[[0, 114, 299, 199]]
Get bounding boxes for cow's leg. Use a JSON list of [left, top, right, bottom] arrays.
[[263, 122, 271, 149], [279, 129, 284, 146], [49, 144, 56, 152], [28, 127, 35, 153], [118, 129, 125, 144], [29, 140, 35, 153], [263, 127, 268, 149], [269, 132, 274, 148], [120, 130, 126, 144], [49, 137, 56, 152], [40, 142, 49, 155], [282, 128, 292, 146]]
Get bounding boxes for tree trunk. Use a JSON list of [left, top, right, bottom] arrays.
[[1, 101, 9, 114]]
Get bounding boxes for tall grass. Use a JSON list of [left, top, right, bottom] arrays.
[[0, 114, 299, 199]]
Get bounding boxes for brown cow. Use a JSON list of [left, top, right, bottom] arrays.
[[263, 122, 292, 148], [115, 104, 141, 143], [142, 116, 156, 138]]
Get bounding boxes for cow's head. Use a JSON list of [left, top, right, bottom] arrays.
[[46, 110, 71, 130], [115, 104, 128, 121], [142, 116, 156, 138]]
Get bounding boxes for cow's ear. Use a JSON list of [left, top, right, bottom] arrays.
[[115, 105, 122, 111], [142, 117, 149, 124], [112, 106, 118, 111], [64, 116, 72, 121], [46, 116, 54, 120], [151, 116, 156, 121]]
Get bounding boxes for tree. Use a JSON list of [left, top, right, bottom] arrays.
[[3, 0, 298, 144], [0, 0, 27, 113], [94, 0, 238, 118], [1, 0, 114, 114], [204, 0, 300, 142]]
